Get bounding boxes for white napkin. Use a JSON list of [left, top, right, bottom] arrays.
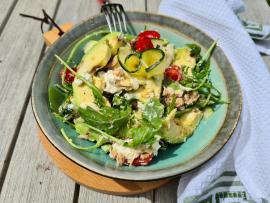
[[159, 0, 270, 202]]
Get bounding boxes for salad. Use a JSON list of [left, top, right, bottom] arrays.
[[49, 30, 224, 166]]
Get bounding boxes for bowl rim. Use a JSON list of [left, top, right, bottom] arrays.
[[31, 11, 242, 181]]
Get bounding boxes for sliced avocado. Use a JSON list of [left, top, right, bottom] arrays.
[[173, 48, 196, 75], [125, 77, 163, 102], [73, 83, 95, 108], [162, 109, 203, 144], [77, 41, 112, 75], [74, 40, 112, 107], [83, 40, 98, 54], [100, 32, 124, 56]]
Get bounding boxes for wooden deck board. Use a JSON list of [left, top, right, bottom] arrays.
[[0, 0, 18, 35], [0, 103, 75, 203], [0, 0, 58, 188], [0, 0, 269, 203]]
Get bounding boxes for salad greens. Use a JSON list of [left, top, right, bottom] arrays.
[[49, 30, 224, 166]]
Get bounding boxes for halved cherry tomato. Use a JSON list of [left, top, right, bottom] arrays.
[[135, 36, 154, 52], [132, 153, 153, 166], [138, 30, 160, 39], [60, 67, 77, 84], [164, 65, 182, 81]]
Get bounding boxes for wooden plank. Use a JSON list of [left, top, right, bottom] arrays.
[[79, 187, 152, 203], [146, 0, 161, 12], [0, 0, 59, 186], [55, 0, 101, 25], [113, 0, 146, 11], [77, 0, 153, 202], [0, 104, 75, 203], [154, 179, 178, 203], [0, 1, 106, 202], [240, 0, 270, 70], [0, 0, 17, 34]]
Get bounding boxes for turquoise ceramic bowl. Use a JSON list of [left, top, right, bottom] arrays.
[[32, 12, 241, 181]]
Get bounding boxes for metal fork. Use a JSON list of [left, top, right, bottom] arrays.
[[100, 0, 128, 33]]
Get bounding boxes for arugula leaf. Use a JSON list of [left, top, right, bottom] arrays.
[[125, 125, 157, 147], [61, 128, 98, 151], [48, 85, 68, 113], [166, 94, 176, 115], [142, 98, 164, 129], [78, 106, 131, 135], [195, 40, 217, 71], [53, 113, 74, 128], [112, 93, 123, 106], [75, 122, 89, 135], [186, 43, 201, 62]]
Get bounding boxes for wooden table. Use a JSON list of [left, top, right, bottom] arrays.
[[0, 0, 269, 202]]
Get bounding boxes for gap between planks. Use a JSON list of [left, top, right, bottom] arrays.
[[0, 0, 19, 37], [0, 0, 62, 194]]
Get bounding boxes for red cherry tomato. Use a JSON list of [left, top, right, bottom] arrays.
[[164, 65, 182, 81], [60, 67, 77, 84], [138, 30, 160, 39], [132, 153, 153, 166], [135, 36, 154, 52]]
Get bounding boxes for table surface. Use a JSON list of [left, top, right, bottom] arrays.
[[0, 0, 269, 202]]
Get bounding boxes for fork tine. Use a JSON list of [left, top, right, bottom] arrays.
[[109, 6, 117, 32], [113, 6, 123, 32], [101, 3, 129, 33], [117, 5, 128, 33], [102, 7, 113, 33]]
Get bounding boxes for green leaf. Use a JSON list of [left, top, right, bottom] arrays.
[[75, 122, 89, 135], [126, 125, 156, 147], [195, 40, 217, 71], [142, 98, 164, 129], [166, 94, 176, 115], [48, 85, 68, 113], [60, 128, 98, 151], [78, 106, 131, 135], [186, 43, 201, 62], [81, 123, 125, 145]]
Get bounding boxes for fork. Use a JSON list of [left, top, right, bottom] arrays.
[[100, 0, 128, 33]]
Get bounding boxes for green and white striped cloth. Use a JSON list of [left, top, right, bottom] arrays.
[[241, 18, 270, 41], [183, 171, 269, 203]]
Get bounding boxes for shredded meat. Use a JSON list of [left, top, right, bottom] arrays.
[[162, 87, 200, 108], [109, 149, 129, 165], [184, 91, 200, 105]]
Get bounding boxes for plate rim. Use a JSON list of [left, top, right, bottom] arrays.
[[31, 11, 242, 181]]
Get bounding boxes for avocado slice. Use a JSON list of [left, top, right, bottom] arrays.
[[124, 77, 163, 102], [72, 33, 126, 108], [77, 41, 112, 75], [73, 83, 95, 108], [162, 109, 203, 144], [173, 48, 196, 75], [99, 32, 124, 56], [74, 39, 112, 107]]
